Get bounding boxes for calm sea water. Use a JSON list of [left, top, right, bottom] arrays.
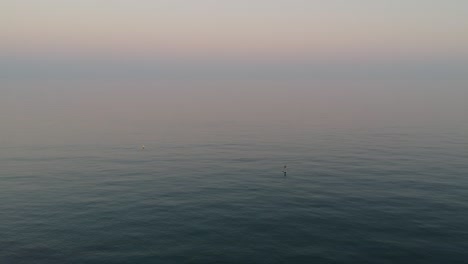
[[1, 123, 467, 264]]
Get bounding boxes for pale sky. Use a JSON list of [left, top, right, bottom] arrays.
[[2, 0, 468, 60], [1, 1, 468, 146]]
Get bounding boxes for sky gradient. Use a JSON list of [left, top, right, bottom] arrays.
[[2, 0, 468, 61], [2, 1, 468, 146]]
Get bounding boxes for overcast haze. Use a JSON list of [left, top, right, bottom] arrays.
[[1, 0, 468, 146], [2, 0, 468, 59]]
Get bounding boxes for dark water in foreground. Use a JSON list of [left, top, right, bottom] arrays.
[[1, 126, 468, 263]]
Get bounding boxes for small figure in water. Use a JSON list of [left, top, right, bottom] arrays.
[[141, 145, 145, 150], [282, 164, 287, 176]]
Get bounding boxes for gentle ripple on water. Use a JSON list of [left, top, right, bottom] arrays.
[[1, 128, 468, 263]]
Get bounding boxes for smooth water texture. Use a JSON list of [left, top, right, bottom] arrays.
[[1, 79, 468, 263], [1, 125, 468, 263]]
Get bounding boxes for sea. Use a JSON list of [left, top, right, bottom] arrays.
[[1, 78, 468, 263]]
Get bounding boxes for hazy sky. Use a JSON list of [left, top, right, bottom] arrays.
[[2, 0, 468, 61], [2, 1, 468, 146]]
